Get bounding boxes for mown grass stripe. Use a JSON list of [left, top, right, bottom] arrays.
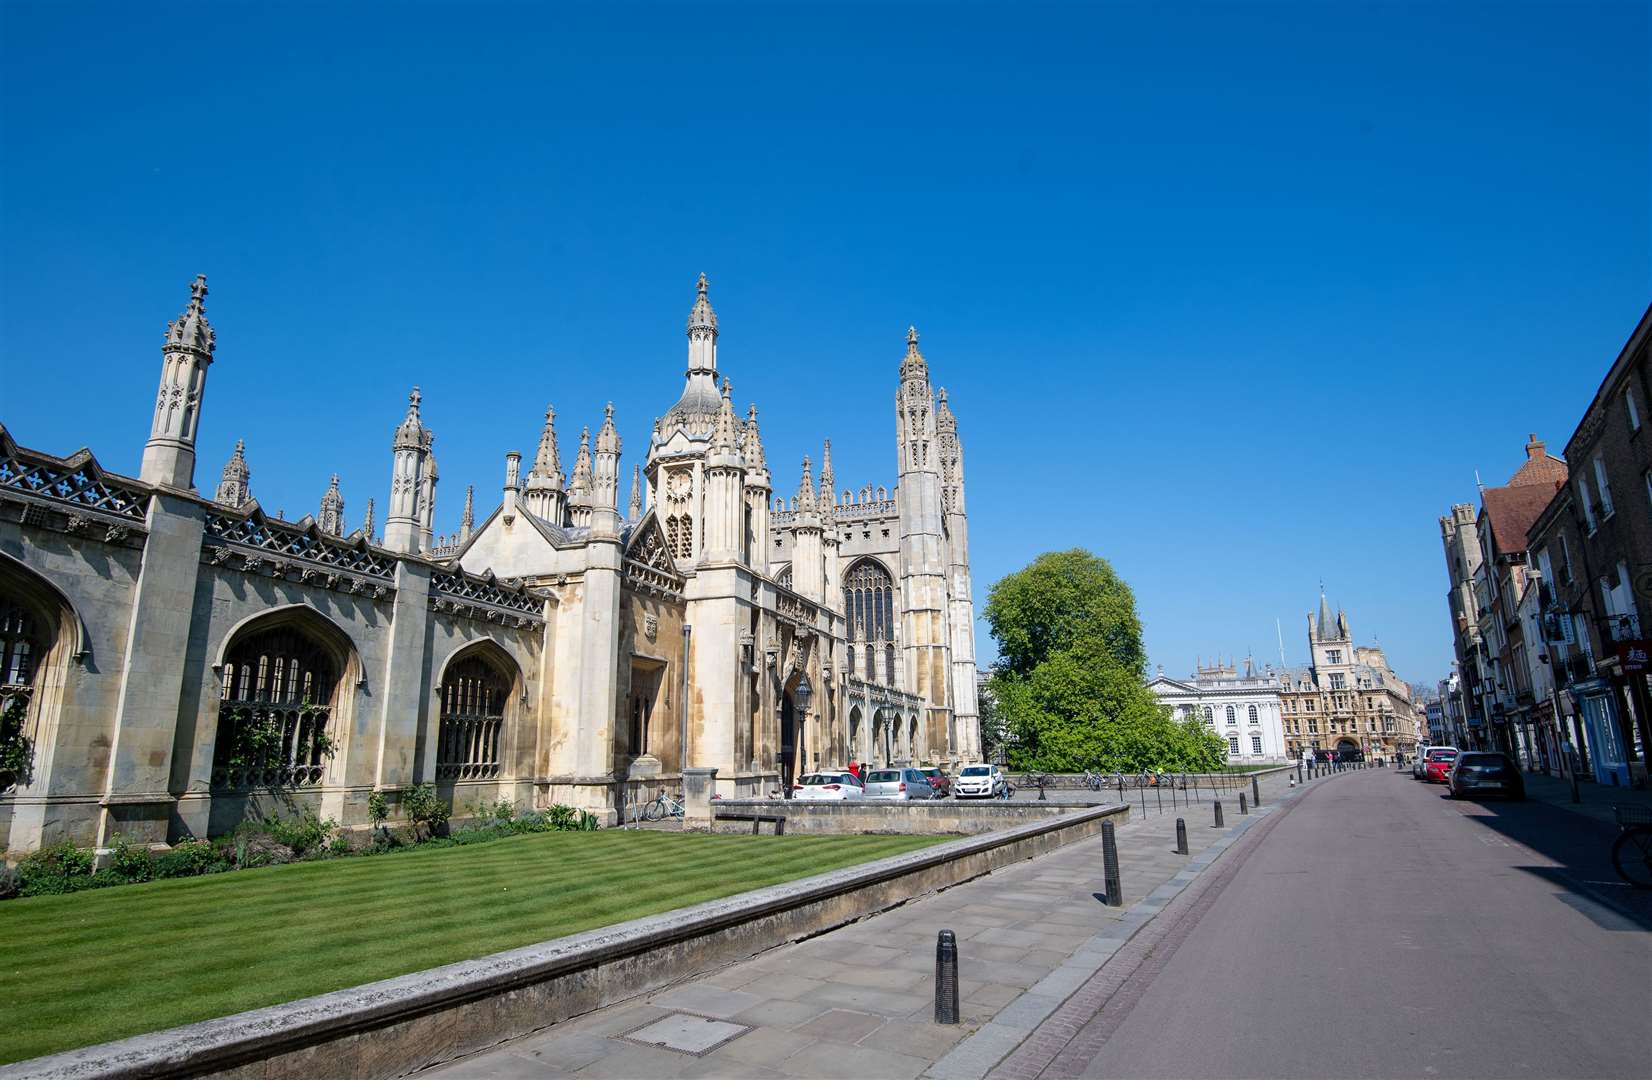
[[0, 831, 940, 1065]]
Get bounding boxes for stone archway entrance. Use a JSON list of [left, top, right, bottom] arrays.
[[1336, 738, 1359, 761], [780, 690, 798, 792]]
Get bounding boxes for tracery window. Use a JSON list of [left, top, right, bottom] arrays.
[[777, 564, 793, 590], [1, 599, 41, 792], [213, 626, 337, 789], [843, 559, 896, 685], [1, 600, 36, 689], [438, 655, 507, 780]]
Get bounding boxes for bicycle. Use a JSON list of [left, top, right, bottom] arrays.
[[637, 789, 687, 822], [1611, 804, 1652, 889], [1083, 768, 1104, 791]]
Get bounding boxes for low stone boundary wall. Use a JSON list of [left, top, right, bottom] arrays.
[[11, 804, 1129, 1080], [713, 798, 1098, 835], [1014, 765, 1295, 791]]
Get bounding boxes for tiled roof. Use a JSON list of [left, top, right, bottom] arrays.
[[1507, 434, 1567, 488], [1482, 482, 1561, 556]]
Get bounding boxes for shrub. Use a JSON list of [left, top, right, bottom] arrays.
[[0, 865, 20, 900], [328, 834, 353, 857], [153, 840, 227, 879], [260, 811, 338, 859], [17, 841, 95, 896], [367, 790, 390, 828], [106, 835, 154, 884], [491, 799, 515, 824], [403, 784, 450, 840]]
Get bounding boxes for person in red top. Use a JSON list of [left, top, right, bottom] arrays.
[[848, 760, 860, 780]]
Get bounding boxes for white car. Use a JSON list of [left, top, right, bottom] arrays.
[[953, 763, 1009, 799], [792, 771, 865, 800]]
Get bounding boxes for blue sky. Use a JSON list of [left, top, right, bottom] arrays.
[[2, 2, 1647, 685]]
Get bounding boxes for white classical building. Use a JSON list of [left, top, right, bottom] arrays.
[[1148, 656, 1288, 763], [0, 274, 980, 854]]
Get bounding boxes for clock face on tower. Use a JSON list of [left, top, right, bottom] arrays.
[[667, 471, 692, 501]]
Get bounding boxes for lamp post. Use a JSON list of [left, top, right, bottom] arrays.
[[790, 677, 813, 797]]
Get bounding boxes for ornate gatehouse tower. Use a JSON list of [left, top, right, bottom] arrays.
[[0, 274, 979, 854]]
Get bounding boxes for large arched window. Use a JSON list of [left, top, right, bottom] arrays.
[[777, 564, 793, 591], [214, 625, 338, 789], [1, 598, 41, 792], [1248, 704, 1258, 724], [438, 654, 508, 780], [1225, 705, 1236, 725], [844, 559, 895, 684]]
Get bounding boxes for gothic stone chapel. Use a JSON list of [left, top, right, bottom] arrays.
[[0, 275, 980, 854]]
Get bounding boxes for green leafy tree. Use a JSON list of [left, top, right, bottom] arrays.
[[985, 549, 1225, 773]]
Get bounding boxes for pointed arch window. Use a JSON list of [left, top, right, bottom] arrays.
[[1, 598, 42, 792], [438, 654, 508, 780], [844, 559, 896, 685], [213, 626, 337, 790]]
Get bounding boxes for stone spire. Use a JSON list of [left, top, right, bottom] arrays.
[[592, 403, 622, 530], [711, 379, 741, 453], [216, 439, 251, 507], [936, 387, 956, 433], [628, 464, 642, 522], [796, 456, 817, 514], [460, 484, 475, 540], [362, 497, 375, 542], [900, 324, 928, 382], [523, 404, 567, 523], [743, 403, 772, 575], [568, 426, 594, 527], [319, 474, 345, 536], [528, 405, 564, 486], [743, 404, 766, 473], [819, 439, 836, 513], [385, 387, 434, 553], [141, 274, 217, 489], [393, 387, 428, 450], [660, 275, 723, 441], [687, 272, 718, 343]]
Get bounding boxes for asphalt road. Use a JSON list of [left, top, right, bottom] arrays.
[[1069, 768, 1651, 1080]]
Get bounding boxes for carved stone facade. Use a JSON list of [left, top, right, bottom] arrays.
[[0, 275, 978, 855]]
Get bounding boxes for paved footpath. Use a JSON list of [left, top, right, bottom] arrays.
[[1004, 767, 1651, 1080], [429, 769, 1305, 1079]]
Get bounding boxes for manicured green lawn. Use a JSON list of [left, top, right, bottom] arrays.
[[0, 830, 943, 1064]]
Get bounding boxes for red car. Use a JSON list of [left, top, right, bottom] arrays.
[[1423, 747, 1459, 783], [921, 767, 952, 797]]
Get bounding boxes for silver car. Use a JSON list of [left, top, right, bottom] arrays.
[[862, 767, 939, 800]]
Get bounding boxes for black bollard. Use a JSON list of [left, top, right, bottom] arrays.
[[1252, 775, 1261, 807], [1175, 816, 1188, 855], [1239, 792, 1248, 814], [1214, 800, 1225, 828], [1102, 820, 1123, 906], [934, 930, 960, 1024]]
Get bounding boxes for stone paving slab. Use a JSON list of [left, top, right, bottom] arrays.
[[427, 769, 1312, 1079]]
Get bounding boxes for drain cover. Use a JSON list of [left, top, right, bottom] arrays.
[[617, 1012, 752, 1056]]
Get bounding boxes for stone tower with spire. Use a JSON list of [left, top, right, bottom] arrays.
[[384, 387, 433, 553], [895, 327, 953, 755], [936, 387, 979, 755], [318, 474, 345, 536], [215, 439, 251, 507], [523, 405, 567, 524], [142, 275, 216, 489]]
